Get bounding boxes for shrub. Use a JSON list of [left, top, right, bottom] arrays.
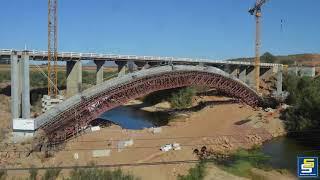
[[282, 74, 320, 131], [177, 162, 206, 180], [29, 165, 38, 180], [213, 148, 270, 178], [41, 168, 61, 180], [170, 87, 196, 109], [0, 170, 6, 180], [66, 168, 139, 180]]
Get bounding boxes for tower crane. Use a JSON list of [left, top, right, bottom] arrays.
[[47, 0, 58, 97], [248, 0, 269, 92]]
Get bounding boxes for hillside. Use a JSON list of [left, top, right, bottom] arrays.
[[229, 53, 320, 67]]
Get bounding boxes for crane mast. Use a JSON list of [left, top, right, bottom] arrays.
[[249, 0, 268, 92], [48, 0, 58, 97]]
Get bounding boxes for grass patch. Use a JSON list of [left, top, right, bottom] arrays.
[[41, 168, 61, 180], [0, 170, 6, 180], [65, 168, 139, 180], [29, 165, 38, 180], [0, 71, 10, 83], [177, 162, 206, 180], [213, 148, 271, 178]]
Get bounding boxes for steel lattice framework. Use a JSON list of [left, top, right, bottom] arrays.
[[35, 65, 262, 144]]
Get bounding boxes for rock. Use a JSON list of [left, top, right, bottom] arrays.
[[264, 108, 275, 113], [92, 149, 111, 157]]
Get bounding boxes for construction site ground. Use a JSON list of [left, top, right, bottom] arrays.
[[0, 92, 296, 179]]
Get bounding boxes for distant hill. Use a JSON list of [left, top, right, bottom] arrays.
[[229, 53, 320, 67]]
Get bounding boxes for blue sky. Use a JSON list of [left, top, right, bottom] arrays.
[[0, 0, 320, 60]]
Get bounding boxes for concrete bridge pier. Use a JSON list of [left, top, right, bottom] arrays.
[[94, 60, 105, 85], [238, 66, 247, 83], [66, 60, 82, 97], [21, 51, 30, 119], [115, 61, 127, 77], [228, 65, 239, 78], [276, 66, 283, 95], [142, 63, 151, 69], [10, 51, 20, 120], [148, 62, 160, 68], [11, 51, 35, 142], [246, 66, 255, 89], [260, 67, 274, 80], [228, 66, 246, 81], [127, 60, 135, 73], [135, 61, 148, 70]]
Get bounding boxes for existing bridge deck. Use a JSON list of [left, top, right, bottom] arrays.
[[0, 49, 282, 67]]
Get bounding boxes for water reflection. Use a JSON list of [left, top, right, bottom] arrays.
[[99, 106, 171, 130]]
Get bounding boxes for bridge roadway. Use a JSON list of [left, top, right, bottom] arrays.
[[0, 49, 281, 67]]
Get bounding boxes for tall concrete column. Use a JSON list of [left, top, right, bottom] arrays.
[[94, 60, 105, 85], [223, 64, 231, 74], [18, 55, 23, 117], [10, 51, 20, 120], [246, 66, 255, 89], [134, 61, 148, 70], [66, 60, 82, 97], [142, 63, 150, 70], [260, 67, 273, 80], [276, 66, 283, 95], [230, 67, 239, 78], [127, 60, 135, 73], [21, 51, 30, 119], [239, 67, 246, 83], [115, 61, 127, 77]]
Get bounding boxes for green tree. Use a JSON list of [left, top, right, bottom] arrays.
[[282, 75, 320, 131], [170, 87, 196, 109]]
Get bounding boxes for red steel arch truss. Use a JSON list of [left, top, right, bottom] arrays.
[[41, 71, 262, 144]]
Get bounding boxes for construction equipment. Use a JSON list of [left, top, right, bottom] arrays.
[[47, 0, 58, 97], [249, 0, 269, 92]]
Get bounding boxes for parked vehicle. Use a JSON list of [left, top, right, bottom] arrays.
[[160, 144, 173, 152]]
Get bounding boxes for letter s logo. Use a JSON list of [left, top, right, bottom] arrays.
[[301, 163, 313, 173]]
